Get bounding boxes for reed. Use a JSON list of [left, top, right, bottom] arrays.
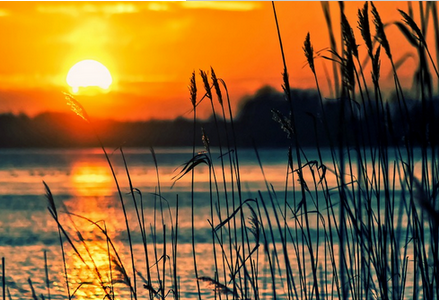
[[2, 257, 5, 300], [189, 70, 202, 300], [8, 2, 435, 300], [44, 250, 51, 300]]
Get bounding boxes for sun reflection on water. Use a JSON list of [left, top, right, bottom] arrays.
[[64, 161, 127, 243], [65, 234, 132, 300], [61, 161, 133, 299], [71, 162, 114, 197]]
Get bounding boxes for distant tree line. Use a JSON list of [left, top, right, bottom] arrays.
[[0, 86, 438, 148]]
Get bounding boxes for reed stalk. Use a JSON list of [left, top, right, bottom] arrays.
[[44, 250, 51, 300], [2, 257, 5, 300], [189, 71, 202, 300]]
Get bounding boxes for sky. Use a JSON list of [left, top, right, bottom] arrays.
[[0, 1, 435, 121]]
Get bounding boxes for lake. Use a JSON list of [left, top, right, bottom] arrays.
[[0, 147, 433, 299]]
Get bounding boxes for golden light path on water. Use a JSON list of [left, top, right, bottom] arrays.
[[71, 162, 114, 197]]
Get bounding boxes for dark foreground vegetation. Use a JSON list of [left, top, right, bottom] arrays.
[[1, 86, 439, 148], [2, 2, 439, 300]]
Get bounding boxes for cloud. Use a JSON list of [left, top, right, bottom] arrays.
[[36, 3, 140, 17], [146, 3, 170, 12], [35, 2, 178, 17], [181, 1, 262, 11]]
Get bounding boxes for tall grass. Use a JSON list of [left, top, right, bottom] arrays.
[[2, 257, 5, 300], [286, 2, 439, 300], [2, 2, 436, 300]]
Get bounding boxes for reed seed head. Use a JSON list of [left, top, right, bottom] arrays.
[[372, 45, 381, 84], [199, 70, 212, 100], [303, 32, 315, 74], [188, 71, 197, 108], [272, 109, 294, 138], [210, 67, 223, 106], [399, 9, 425, 45], [43, 181, 57, 218], [111, 257, 131, 287], [65, 93, 89, 122], [358, 2, 373, 57], [371, 1, 392, 59], [247, 206, 260, 244], [341, 12, 358, 58], [197, 276, 238, 297], [201, 127, 210, 151]]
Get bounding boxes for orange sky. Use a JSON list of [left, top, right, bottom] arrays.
[[0, 1, 435, 121]]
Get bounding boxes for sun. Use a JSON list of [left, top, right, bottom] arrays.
[[66, 60, 112, 93]]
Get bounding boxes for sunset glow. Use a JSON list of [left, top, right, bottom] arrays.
[[0, 1, 436, 120]]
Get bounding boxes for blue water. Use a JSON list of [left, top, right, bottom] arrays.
[[0, 147, 432, 299], [0, 147, 296, 299]]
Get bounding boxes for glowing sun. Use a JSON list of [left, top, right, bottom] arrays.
[[66, 60, 112, 93]]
